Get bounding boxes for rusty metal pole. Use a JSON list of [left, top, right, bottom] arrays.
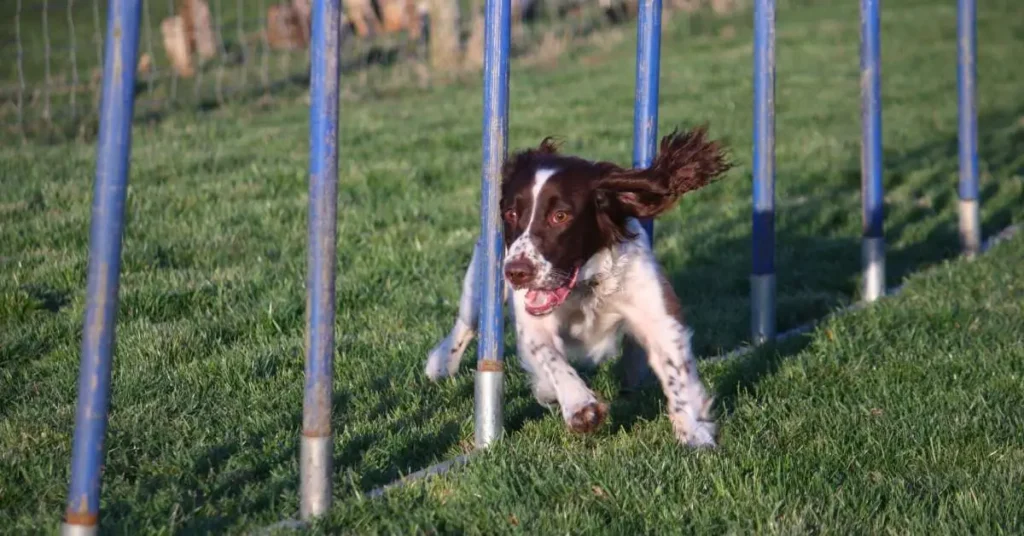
[[301, 0, 342, 521], [62, 0, 141, 534], [474, 0, 511, 449]]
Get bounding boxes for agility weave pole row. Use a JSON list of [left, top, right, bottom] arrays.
[[62, 0, 986, 532], [58, 0, 346, 531], [264, 0, 664, 528], [750, 0, 980, 345]]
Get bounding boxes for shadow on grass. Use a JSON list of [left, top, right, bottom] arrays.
[[609, 335, 815, 435]]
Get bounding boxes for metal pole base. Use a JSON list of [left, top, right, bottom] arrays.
[[751, 273, 776, 345], [862, 236, 886, 302], [61, 523, 97, 536], [300, 435, 332, 520], [474, 365, 504, 448], [959, 199, 981, 258]]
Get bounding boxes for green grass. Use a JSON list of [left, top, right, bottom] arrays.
[[1, 0, 1023, 532]]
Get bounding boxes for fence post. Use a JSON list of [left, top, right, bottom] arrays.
[[62, 0, 142, 534], [860, 0, 885, 301], [751, 0, 776, 345], [474, 0, 512, 449], [956, 0, 980, 257], [300, 0, 342, 521]]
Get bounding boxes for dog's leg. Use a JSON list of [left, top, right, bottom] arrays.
[[512, 292, 608, 433], [619, 265, 717, 447], [426, 239, 512, 380], [512, 319, 557, 408], [618, 335, 655, 393], [425, 239, 482, 380]]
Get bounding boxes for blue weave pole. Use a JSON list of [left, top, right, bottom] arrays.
[[474, 0, 512, 449], [619, 0, 663, 390], [62, 1, 141, 534], [633, 0, 662, 243], [300, 0, 342, 521], [751, 0, 776, 344], [957, 0, 981, 256], [860, 0, 885, 301]]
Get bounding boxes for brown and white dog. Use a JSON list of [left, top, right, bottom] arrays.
[[425, 126, 731, 447]]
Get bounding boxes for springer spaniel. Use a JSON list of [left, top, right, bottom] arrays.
[[424, 126, 731, 447]]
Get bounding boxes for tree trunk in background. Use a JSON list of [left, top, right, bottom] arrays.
[[464, 0, 485, 69], [428, 0, 462, 71]]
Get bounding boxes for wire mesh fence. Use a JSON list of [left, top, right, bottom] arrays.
[[1, 0, 747, 143]]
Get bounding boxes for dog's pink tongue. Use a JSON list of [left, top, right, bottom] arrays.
[[524, 268, 579, 313]]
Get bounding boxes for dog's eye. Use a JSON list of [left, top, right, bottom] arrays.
[[549, 210, 571, 225], [502, 209, 518, 224]]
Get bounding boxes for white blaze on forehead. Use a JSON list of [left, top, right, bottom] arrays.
[[524, 168, 558, 233], [506, 167, 559, 285]]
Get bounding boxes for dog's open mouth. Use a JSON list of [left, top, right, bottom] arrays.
[[523, 267, 580, 316]]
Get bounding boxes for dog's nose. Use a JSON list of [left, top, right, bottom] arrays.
[[504, 259, 536, 287]]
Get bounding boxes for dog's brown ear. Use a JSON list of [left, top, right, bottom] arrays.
[[596, 125, 731, 218]]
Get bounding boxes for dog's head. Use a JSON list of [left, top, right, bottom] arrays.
[[499, 125, 731, 316]]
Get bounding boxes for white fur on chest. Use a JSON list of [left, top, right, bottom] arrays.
[[551, 239, 641, 367]]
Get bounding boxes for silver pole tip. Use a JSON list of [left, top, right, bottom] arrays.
[[61, 523, 97, 536], [474, 365, 504, 449], [751, 273, 776, 344], [300, 435, 332, 520], [862, 236, 886, 302]]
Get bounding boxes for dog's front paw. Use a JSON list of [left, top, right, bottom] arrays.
[[685, 419, 718, 448], [424, 321, 475, 381], [425, 337, 458, 381], [671, 415, 718, 448], [566, 401, 609, 434]]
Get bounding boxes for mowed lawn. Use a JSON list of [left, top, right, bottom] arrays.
[[2, 0, 1023, 532]]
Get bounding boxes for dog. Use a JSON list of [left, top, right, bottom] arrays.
[[424, 125, 731, 447]]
